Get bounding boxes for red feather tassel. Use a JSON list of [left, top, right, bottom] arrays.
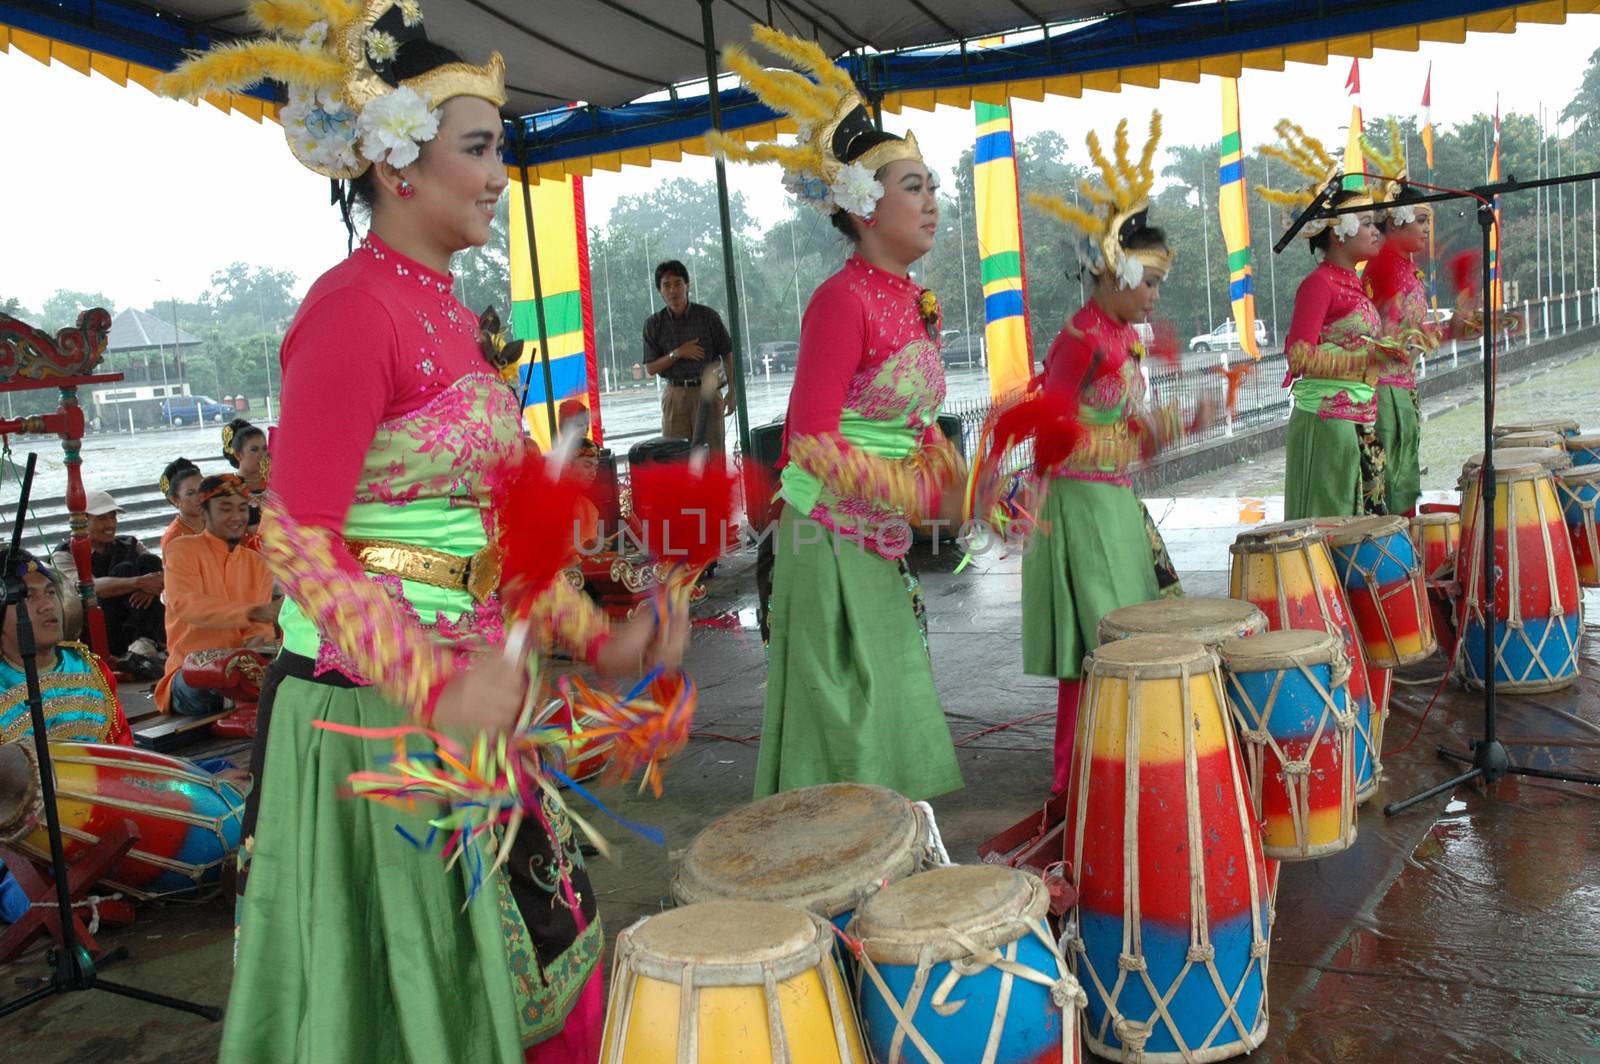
[[629, 459, 740, 577], [1145, 321, 1182, 369], [492, 452, 591, 617], [1449, 250, 1481, 301]]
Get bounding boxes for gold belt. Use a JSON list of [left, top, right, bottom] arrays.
[[346, 539, 502, 604]]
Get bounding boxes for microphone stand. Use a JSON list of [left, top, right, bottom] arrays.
[[0, 453, 222, 1021], [1271, 169, 1600, 817]]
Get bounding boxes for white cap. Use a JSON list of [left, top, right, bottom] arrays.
[[83, 490, 126, 516]]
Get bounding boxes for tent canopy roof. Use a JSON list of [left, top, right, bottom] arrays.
[[106, 307, 201, 351], [2, 0, 1594, 179]]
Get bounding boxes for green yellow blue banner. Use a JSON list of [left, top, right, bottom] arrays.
[[971, 101, 1033, 398], [1218, 78, 1260, 360], [508, 174, 601, 451]]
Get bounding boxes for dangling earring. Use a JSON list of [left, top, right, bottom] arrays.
[[397, 179, 415, 199]]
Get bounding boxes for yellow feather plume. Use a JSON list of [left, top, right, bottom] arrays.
[[721, 45, 835, 127], [705, 132, 822, 174], [1028, 193, 1101, 236], [1256, 187, 1312, 208], [1359, 117, 1405, 181], [748, 23, 854, 100], [157, 40, 344, 99], [1078, 180, 1113, 207], [1132, 111, 1162, 204], [1112, 120, 1132, 189], [247, 0, 357, 36], [1084, 130, 1118, 202]]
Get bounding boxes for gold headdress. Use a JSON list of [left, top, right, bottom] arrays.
[[1360, 118, 1431, 226], [1257, 120, 1371, 241], [1028, 112, 1173, 289], [709, 25, 922, 218], [157, 0, 505, 179]]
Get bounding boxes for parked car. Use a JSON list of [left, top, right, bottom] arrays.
[[1189, 318, 1269, 352], [161, 395, 233, 426], [939, 329, 985, 368], [753, 341, 799, 373]]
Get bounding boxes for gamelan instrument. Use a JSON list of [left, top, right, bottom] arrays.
[[1097, 597, 1267, 652], [1555, 465, 1600, 588], [1317, 515, 1437, 669]]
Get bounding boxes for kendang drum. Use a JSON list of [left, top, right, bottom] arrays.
[[1318, 516, 1436, 669], [1409, 509, 1460, 579], [1555, 465, 1600, 588], [1495, 430, 1566, 452], [1229, 520, 1376, 783], [1066, 636, 1270, 1063], [850, 865, 1083, 1064], [1457, 457, 1583, 692], [0, 741, 245, 899], [1567, 432, 1600, 468], [1219, 631, 1357, 861], [599, 900, 867, 1063], [1494, 419, 1580, 439], [673, 782, 935, 931], [1097, 597, 1268, 652], [1459, 447, 1571, 531]]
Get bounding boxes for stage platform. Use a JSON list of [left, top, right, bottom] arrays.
[[4, 498, 1597, 1063]]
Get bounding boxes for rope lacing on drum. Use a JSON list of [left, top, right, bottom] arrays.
[[1282, 760, 1312, 777]]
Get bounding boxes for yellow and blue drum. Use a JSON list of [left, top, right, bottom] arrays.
[[600, 900, 868, 1063], [672, 782, 934, 932], [1066, 636, 1270, 1063], [1409, 508, 1460, 580], [1097, 597, 1268, 653], [1555, 464, 1600, 588], [1457, 458, 1583, 692], [1220, 631, 1357, 861], [850, 865, 1083, 1064], [1566, 432, 1600, 468]]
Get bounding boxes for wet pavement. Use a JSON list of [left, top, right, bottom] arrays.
[[4, 496, 1599, 1061]]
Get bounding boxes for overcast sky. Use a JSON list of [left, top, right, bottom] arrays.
[[2, 18, 1594, 315]]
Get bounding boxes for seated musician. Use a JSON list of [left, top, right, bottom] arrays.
[[558, 398, 602, 548], [55, 489, 166, 665], [155, 475, 281, 716], [0, 548, 132, 746]]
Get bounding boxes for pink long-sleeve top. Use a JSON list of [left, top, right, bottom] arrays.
[[1282, 261, 1383, 423]]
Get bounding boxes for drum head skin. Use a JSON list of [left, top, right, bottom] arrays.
[[1220, 629, 1344, 673], [673, 783, 923, 918], [851, 865, 1046, 965], [1099, 598, 1267, 648]]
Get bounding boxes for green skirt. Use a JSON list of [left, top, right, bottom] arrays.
[[1021, 477, 1160, 679], [1376, 383, 1421, 515], [755, 507, 963, 801], [1284, 407, 1364, 521], [223, 674, 547, 1063]]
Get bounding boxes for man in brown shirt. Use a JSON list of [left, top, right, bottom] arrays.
[[642, 260, 736, 453]]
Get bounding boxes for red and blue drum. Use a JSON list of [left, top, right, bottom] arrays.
[[673, 783, 935, 933], [1066, 636, 1270, 1062], [1566, 432, 1600, 469], [851, 866, 1082, 1064], [1555, 465, 1600, 588], [0, 741, 245, 899], [1220, 631, 1357, 861], [1494, 419, 1579, 439], [1457, 458, 1583, 692], [1409, 508, 1460, 580], [1459, 447, 1571, 532], [1229, 521, 1380, 802], [1318, 516, 1436, 668]]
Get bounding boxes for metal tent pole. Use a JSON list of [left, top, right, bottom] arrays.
[[698, 0, 752, 460]]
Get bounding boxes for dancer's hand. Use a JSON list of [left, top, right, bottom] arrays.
[[432, 654, 526, 737], [595, 596, 690, 676]]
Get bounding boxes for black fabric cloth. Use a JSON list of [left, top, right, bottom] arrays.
[[642, 301, 733, 384], [61, 537, 164, 656]]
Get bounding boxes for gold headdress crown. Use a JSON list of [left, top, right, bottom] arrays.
[[1028, 112, 1173, 289], [709, 25, 922, 218], [1257, 120, 1372, 240], [1360, 119, 1430, 226], [158, 0, 505, 179]]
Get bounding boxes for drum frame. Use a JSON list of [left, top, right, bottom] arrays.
[[1221, 635, 1358, 861], [602, 904, 864, 1064], [1456, 464, 1582, 693], [1068, 642, 1271, 1063], [850, 871, 1083, 1064]]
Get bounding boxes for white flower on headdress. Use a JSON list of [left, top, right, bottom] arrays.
[[1115, 250, 1146, 291], [1332, 212, 1362, 242], [301, 20, 328, 49], [357, 86, 440, 168], [282, 85, 361, 174], [831, 162, 885, 219], [398, 0, 423, 27], [1389, 204, 1417, 226], [365, 29, 400, 65]]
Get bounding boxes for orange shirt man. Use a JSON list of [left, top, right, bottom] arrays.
[[156, 475, 280, 715]]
